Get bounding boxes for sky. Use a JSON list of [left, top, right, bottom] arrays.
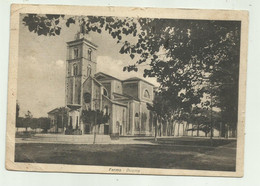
[[17, 14, 158, 118]]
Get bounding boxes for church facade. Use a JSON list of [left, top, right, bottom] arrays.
[[65, 35, 155, 136]]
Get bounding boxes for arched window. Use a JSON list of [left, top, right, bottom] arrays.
[[144, 90, 150, 99], [73, 64, 78, 76], [88, 48, 92, 61], [74, 48, 79, 59], [87, 64, 92, 77], [103, 88, 108, 97]]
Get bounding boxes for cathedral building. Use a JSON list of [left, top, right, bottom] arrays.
[[65, 34, 155, 136]]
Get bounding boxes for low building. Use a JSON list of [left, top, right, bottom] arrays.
[[47, 107, 69, 133]]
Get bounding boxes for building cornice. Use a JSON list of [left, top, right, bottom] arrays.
[[67, 38, 98, 49], [66, 57, 97, 64]]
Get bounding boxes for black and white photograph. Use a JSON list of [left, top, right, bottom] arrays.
[[5, 4, 248, 177]]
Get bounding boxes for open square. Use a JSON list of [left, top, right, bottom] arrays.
[[15, 137, 236, 171]]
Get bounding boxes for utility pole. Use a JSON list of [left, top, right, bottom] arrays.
[[154, 113, 158, 142]]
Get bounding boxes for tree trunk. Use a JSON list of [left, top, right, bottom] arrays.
[[172, 121, 176, 136], [185, 122, 189, 136], [227, 125, 230, 139], [170, 119, 173, 136], [197, 123, 199, 137], [219, 122, 222, 138], [168, 119, 171, 136], [159, 117, 162, 137], [171, 120, 174, 136], [166, 119, 168, 136], [61, 114, 64, 133], [93, 112, 97, 144], [183, 122, 185, 136], [191, 124, 193, 136], [177, 122, 180, 136], [154, 115, 158, 142], [169, 120, 172, 136], [166, 119, 169, 136], [159, 119, 162, 136]]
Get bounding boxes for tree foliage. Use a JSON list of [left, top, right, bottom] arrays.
[[22, 14, 65, 36], [81, 109, 110, 126], [16, 117, 51, 130], [188, 106, 221, 135]]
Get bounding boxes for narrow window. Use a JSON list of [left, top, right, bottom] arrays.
[[103, 88, 108, 96], [73, 64, 78, 76], [87, 64, 91, 77], [78, 92, 81, 104], [88, 48, 92, 61], [74, 48, 79, 59], [144, 90, 150, 99]]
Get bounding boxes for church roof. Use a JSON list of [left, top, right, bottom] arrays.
[[48, 107, 69, 114], [83, 75, 103, 86], [94, 72, 122, 82], [95, 72, 155, 86], [123, 77, 155, 86]]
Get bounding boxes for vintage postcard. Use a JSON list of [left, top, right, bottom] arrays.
[[6, 4, 248, 177]]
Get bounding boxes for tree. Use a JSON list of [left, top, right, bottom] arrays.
[[30, 118, 39, 132], [16, 117, 24, 129], [24, 110, 33, 132], [16, 101, 20, 130], [38, 117, 51, 133], [188, 106, 221, 137], [147, 91, 174, 140], [22, 14, 240, 137], [81, 108, 110, 143], [55, 107, 69, 132]]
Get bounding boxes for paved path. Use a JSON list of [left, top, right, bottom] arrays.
[[15, 134, 155, 145]]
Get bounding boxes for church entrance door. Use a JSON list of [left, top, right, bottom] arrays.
[[119, 125, 123, 136], [84, 124, 91, 134], [104, 125, 109, 135]]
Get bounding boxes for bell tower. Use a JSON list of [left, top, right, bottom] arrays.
[[65, 33, 98, 107]]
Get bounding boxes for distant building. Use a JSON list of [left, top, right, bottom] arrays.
[[64, 34, 155, 136]]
